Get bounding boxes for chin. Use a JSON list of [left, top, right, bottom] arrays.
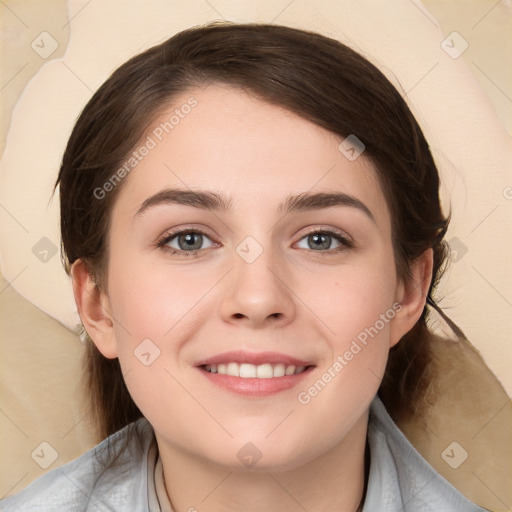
[[201, 436, 318, 473]]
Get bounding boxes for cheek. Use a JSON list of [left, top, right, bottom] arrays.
[[104, 258, 197, 420], [107, 255, 207, 342], [306, 254, 398, 342], [300, 253, 399, 398], [294, 272, 398, 451]]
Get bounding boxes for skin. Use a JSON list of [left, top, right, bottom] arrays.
[[72, 84, 432, 511]]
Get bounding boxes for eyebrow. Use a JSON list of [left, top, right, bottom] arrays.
[[135, 188, 375, 223]]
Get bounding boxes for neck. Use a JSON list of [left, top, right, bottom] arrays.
[[157, 411, 369, 512]]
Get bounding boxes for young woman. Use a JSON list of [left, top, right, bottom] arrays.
[[1, 21, 494, 511]]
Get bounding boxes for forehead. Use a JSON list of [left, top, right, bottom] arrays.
[[112, 83, 390, 229]]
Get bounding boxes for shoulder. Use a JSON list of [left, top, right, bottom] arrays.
[[364, 395, 489, 512], [0, 418, 154, 512]]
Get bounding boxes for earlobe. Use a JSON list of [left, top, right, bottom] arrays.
[[70, 260, 118, 359], [389, 248, 434, 347]]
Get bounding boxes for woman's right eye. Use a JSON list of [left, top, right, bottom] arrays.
[[158, 230, 216, 255]]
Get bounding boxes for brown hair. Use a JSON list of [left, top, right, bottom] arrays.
[[56, 21, 464, 441]]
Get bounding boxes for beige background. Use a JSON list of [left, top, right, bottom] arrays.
[[0, 0, 511, 507]]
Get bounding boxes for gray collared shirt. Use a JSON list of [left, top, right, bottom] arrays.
[[0, 395, 489, 511]]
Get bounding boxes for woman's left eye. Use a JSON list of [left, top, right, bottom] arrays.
[[296, 230, 353, 252]]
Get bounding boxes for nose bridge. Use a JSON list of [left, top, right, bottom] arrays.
[[219, 235, 296, 326]]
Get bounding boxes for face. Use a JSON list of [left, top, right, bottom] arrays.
[[80, 84, 426, 471]]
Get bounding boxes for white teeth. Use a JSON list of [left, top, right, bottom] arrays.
[[205, 362, 306, 378], [273, 363, 285, 377], [257, 364, 274, 379], [240, 363, 257, 378], [285, 365, 295, 376], [226, 362, 239, 377]]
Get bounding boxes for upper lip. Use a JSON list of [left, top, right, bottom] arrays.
[[194, 350, 314, 367]]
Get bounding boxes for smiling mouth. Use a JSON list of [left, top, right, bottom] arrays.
[[201, 362, 310, 378]]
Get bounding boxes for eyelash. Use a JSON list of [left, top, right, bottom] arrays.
[[156, 227, 354, 257]]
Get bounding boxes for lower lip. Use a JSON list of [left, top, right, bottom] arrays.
[[198, 366, 314, 397]]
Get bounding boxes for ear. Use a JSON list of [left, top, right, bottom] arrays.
[[389, 248, 434, 348], [70, 259, 118, 359]]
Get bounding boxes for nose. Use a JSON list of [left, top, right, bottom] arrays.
[[219, 246, 296, 329]]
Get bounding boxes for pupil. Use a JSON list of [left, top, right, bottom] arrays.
[[180, 233, 201, 250], [310, 233, 330, 250]]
